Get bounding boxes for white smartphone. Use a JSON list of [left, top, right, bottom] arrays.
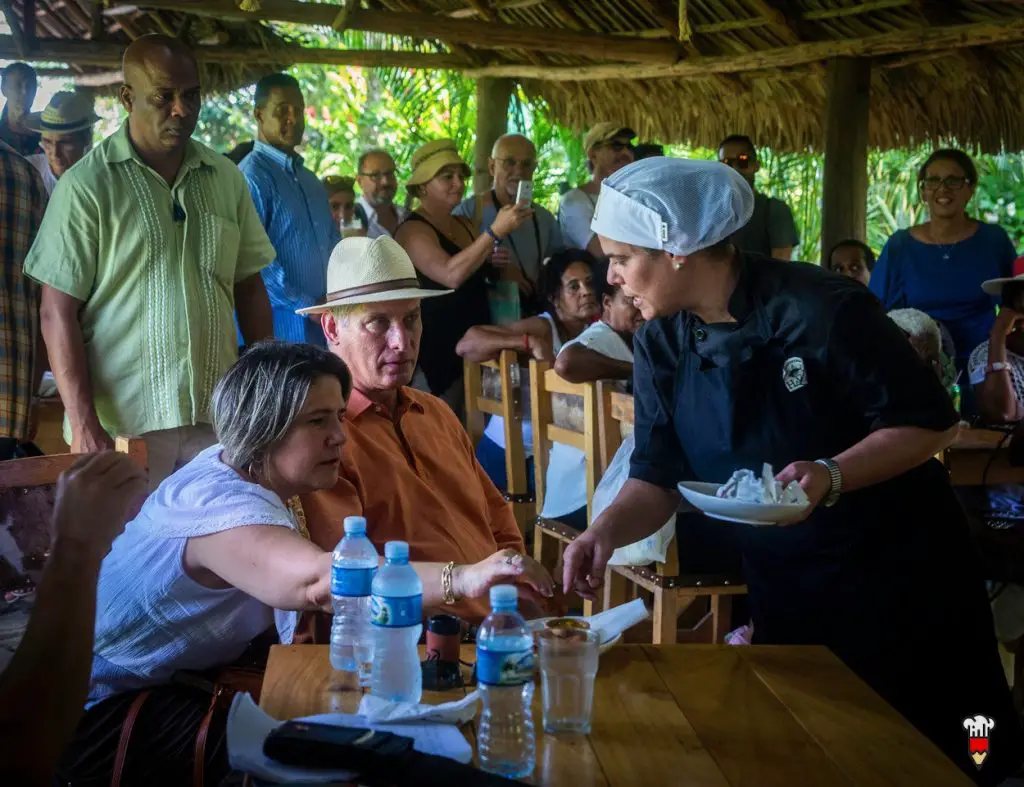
[[515, 180, 533, 206]]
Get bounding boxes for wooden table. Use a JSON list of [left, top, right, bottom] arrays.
[[260, 644, 971, 786], [943, 426, 1024, 485]]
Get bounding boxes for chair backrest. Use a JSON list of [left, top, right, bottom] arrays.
[[463, 351, 529, 500]]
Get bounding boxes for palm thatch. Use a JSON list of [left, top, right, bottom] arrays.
[[4, 0, 1024, 152]]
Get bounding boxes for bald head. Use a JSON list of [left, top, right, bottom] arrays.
[[489, 134, 537, 203], [120, 34, 201, 160]]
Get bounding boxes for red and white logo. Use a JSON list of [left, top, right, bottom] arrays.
[[962, 714, 996, 768]]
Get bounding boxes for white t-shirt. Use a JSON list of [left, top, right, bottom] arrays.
[[542, 321, 633, 518], [26, 153, 57, 195], [968, 340, 1024, 404], [558, 188, 598, 250]]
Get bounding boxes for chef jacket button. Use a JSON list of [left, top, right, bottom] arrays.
[[694, 327, 707, 342]]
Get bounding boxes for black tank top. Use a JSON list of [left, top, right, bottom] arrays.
[[401, 212, 493, 394]]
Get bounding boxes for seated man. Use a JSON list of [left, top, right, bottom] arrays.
[[298, 236, 553, 624]]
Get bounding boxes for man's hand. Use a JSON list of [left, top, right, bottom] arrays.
[[53, 452, 148, 558], [70, 420, 114, 454], [775, 461, 831, 524], [993, 307, 1024, 340], [558, 525, 615, 600], [455, 549, 554, 606]]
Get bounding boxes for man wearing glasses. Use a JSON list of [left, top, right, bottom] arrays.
[[718, 134, 799, 261], [558, 123, 635, 256], [355, 149, 408, 239], [453, 133, 563, 311]]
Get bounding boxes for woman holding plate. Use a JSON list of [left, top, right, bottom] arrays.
[[560, 157, 1021, 784]]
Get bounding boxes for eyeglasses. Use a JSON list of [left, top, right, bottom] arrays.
[[720, 154, 755, 170], [494, 157, 536, 171], [920, 175, 971, 191], [359, 169, 397, 182]]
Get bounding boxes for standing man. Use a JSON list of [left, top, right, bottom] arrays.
[[453, 133, 562, 311], [239, 73, 337, 346], [355, 149, 407, 239], [718, 134, 799, 260], [26, 91, 100, 195], [0, 63, 40, 156], [25, 34, 274, 485], [0, 141, 46, 461], [558, 122, 634, 256]]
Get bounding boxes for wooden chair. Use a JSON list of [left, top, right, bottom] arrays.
[[464, 350, 533, 536], [529, 360, 605, 616], [600, 391, 747, 645]]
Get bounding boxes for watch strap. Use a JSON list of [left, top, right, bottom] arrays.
[[814, 458, 843, 507]]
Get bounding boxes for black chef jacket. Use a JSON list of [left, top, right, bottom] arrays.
[[630, 253, 1021, 784]]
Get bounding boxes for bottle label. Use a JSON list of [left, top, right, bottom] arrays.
[[332, 566, 376, 597], [370, 594, 422, 628], [477, 647, 535, 686]]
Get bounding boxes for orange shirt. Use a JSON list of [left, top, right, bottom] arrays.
[[301, 386, 524, 623]]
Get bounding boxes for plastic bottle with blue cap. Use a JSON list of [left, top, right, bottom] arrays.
[[330, 516, 378, 685], [370, 540, 423, 702]]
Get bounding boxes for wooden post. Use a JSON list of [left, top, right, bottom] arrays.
[[821, 57, 870, 264], [472, 77, 512, 196]]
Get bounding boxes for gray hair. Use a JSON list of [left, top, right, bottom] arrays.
[[490, 133, 534, 159], [211, 340, 351, 476]]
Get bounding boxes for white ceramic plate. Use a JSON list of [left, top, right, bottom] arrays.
[[528, 617, 621, 654], [677, 481, 810, 526]]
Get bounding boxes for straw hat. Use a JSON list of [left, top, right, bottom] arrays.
[[26, 91, 100, 137], [406, 139, 470, 186], [297, 236, 451, 315], [583, 122, 636, 153], [982, 255, 1024, 295]]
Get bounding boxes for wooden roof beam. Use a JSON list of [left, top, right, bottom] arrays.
[[0, 0, 27, 56], [449, 0, 543, 19], [467, 16, 1024, 80], [110, 0, 681, 64]]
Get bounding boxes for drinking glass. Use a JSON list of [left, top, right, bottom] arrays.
[[537, 629, 599, 734]]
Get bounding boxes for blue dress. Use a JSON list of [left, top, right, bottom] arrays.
[[870, 223, 1016, 366]]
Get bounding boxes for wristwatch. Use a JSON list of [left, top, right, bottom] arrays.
[[986, 361, 1010, 375], [814, 458, 843, 507]]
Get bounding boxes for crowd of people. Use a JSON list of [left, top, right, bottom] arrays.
[[2, 31, 1024, 786]]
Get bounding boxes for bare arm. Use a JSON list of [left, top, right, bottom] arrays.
[[976, 312, 1024, 424], [396, 221, 493, 290], [456, 316, 553, 362], [39, 285, 110, 452], [234, 273, 274, 346], [554, 345, 632, 384], [835, 425, 957, 492], [771, 247, 794, 261]]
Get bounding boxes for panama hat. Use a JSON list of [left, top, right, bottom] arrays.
[[26, 91, 100, 136], [583, 122, 636, 153], [297, 236, 452, 315], [406, 139, 470, 186], [982, 255, 1024, 296]]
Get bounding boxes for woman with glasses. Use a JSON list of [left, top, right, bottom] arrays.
[[871, 149, 1017, 387], [395, 139, 531, 415]]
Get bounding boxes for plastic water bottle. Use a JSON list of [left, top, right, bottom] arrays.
[[330, 516, 379, 685], [476, 585, 535, 780], [370, 541, 423, 703]]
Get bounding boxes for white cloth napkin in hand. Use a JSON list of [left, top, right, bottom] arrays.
[[586, 598, 649, 644], [357, 691, 480, 725]]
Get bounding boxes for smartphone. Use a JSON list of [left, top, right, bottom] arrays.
[[515, 180, 533, 206], [264, 720, 413, 769]]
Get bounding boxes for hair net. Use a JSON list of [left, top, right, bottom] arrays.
[[590, 157, 755, 256]]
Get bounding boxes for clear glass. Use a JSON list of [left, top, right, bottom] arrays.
[[538, 629, 599, 735]]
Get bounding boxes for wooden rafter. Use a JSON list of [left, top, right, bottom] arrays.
[[633, 0, 680, 40], [466, 16, 1024, 80], [748, 0, 801, 47], [448, 0, 543, 19], [0, 0, 26, 56], [108, 0, 681, 64]]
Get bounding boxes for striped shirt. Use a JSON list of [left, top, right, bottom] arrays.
[[239, 141, 338, 346], [0, 142, 45, 440], [24, 122, 275, 441]]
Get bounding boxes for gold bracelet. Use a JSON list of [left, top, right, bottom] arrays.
[[441, 561, 458, 605]]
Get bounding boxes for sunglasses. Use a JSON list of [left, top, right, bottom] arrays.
[[919, 175, 971, 191], [323, 175, 355, 189], [720, 154, 755, 170]]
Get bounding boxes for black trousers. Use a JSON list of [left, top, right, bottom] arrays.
[[54, 684, 232, 787]]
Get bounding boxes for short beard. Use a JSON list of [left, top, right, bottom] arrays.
[[366, 192, 394, 207]]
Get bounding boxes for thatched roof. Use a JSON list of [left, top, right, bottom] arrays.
[[4, 0, 1024, 152]]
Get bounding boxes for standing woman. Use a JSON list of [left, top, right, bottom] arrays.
[[395, 140, 530, 414], [561, 158, 1021, 784], [871, 149, 1017, 375]]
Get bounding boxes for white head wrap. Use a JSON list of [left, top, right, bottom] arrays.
[[590, 157, 755, 256]]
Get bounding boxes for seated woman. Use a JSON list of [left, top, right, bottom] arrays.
[[969, 264, 1024, 424], [825, 239, 875, 287], [887, 307, 958, 400], [58, 340, 550, 786], [457, 249, 601, 496]]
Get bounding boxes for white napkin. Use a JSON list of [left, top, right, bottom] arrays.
[[357, 691, 480, 725], [227, 693, 473, 784], [586, 598, 649, 644]]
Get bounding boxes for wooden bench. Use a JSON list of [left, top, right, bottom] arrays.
[[602, 391, 747, 644]]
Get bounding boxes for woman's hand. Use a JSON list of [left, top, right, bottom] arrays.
[[491, 204, 533, 239], [454, 549, 554, 604], [992, 307, 1024, 340], [775, 461, 832, 523], [527, 334, 554, 362]]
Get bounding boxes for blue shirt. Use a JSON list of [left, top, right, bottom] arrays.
[[239, 142, 339, 346], [870, 223, 1016, 364]]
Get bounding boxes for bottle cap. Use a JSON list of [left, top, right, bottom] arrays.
[[343, 516, 367, 535], [489, 584, 518, 608], [384, 540, 409, 560]]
